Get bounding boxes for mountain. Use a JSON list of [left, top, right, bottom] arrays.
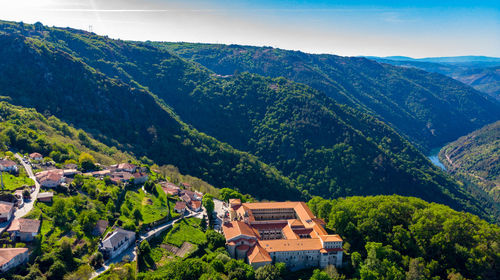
[[370, 57, 500, 101], [0, 20, 496, 220], [159, 42, 500, 152], [439, 121, 500, 203], [0, 22, 301, 201]]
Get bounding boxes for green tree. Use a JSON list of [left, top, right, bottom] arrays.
[[255, 264, 283, 280], [78, 152, 95, 172]]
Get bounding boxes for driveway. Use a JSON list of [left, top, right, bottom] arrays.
[[14, 153, 40, 218]]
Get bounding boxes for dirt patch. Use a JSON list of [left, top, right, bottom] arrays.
[[176, 242, 193, 257], [161, 242, 193, 257], [161, 243, 178, 254]]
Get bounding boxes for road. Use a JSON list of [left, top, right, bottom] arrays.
[[14, 153, 40, 218], [91, 211, 200, 279]]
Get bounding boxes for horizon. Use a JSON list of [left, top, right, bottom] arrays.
[[1, 0, 499, 58]]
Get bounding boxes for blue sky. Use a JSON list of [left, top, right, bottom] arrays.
[[1, 0, 499, 57]]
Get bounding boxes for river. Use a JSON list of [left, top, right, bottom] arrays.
[[428, 147, 447, 171]]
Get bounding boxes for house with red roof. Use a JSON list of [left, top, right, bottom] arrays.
[[0, 159, 18, 173], [0, 248, 28, 272], [7, 218, 40, 242], [0, 201, 14, 222]]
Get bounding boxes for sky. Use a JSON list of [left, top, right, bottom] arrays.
[[1, 0, 499, 58]]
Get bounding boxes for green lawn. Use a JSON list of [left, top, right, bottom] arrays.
[[1, 172, 34, 190], [164, 218, 206, 247], [120, 188, 179, 225]]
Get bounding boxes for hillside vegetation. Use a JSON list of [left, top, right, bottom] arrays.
[[0, 20, 495, 220], [0, 101, 133, 165], [439, 121, 500, 203], [160, 42, 500, 152], [308, 195, 500, 280], [0, 22, 301, 201]]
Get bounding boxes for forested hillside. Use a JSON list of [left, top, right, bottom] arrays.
[[160, 42, 500, 152], [0, 23, 301, 201], [0, 101, 133, 165], [439, 121, 500, 203], [0, 20, 495, 219], [308, 195, 500, 280]]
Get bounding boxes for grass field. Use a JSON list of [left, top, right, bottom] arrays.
[[164, 218, 206, 247], [120, 188, 179, 225], [1, 172, 34, 190]]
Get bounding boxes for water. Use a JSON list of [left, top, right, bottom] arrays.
[[428, 147, 446, 171]]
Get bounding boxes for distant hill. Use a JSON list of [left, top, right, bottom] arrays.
[[439, 121, 500, 204], [370, 57, 500, 101], [381, 55, 500, 64], [159, 42, 500, 152]]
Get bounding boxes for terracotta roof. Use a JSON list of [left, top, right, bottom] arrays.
[[29, 153, 42, 158], [7, 218, 40, 233], [117, 163, 136, 170], [259, 238, 323, 252], [0, 248, 28, 266], [0, 201, 14, 214], [247, 244, 272, 263], [36, 169, 64, 183], [289, 219, 304, 228], [222, 221, 258, 241], [175, 201, 186, 210], [229, 198, 241, 206], [0, 160, 17, 167], [181, 194, 191, 203], [318, 235, 343, 242], [190, 200, 202, 210]]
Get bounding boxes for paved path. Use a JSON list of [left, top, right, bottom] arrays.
[[14, 153, 40, 218]]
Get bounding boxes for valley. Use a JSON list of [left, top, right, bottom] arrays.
[[0, 17, 497, 280]]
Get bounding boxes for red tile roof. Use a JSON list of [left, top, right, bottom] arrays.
[[7, 218, 40, 233], [0, 248, 28, 266]]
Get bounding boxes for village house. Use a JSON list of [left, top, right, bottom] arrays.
[[35, 170, 65, 188], [109, 171, 133, 185], [189, 200, 202, 212], [37, 192, 53, 203], [0, 248, 28, 273], [0, 201, 14, 222], [92, 220, 109, 236], [88, 170, 111, 178], [29, 153, 43, 161], [181, 193, 191, 204], [180, 189, 203, 201], [222, 201, 343, 271], [116, 163, 137, 173], [7, 218, 40, 242], [161, 182, 180, 196], [132, 172, 149, 184], [0, 159, 18, 173], [174, 201, 186, 213], [99, 228, 136, 259], [63, 169, 79, 177]]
